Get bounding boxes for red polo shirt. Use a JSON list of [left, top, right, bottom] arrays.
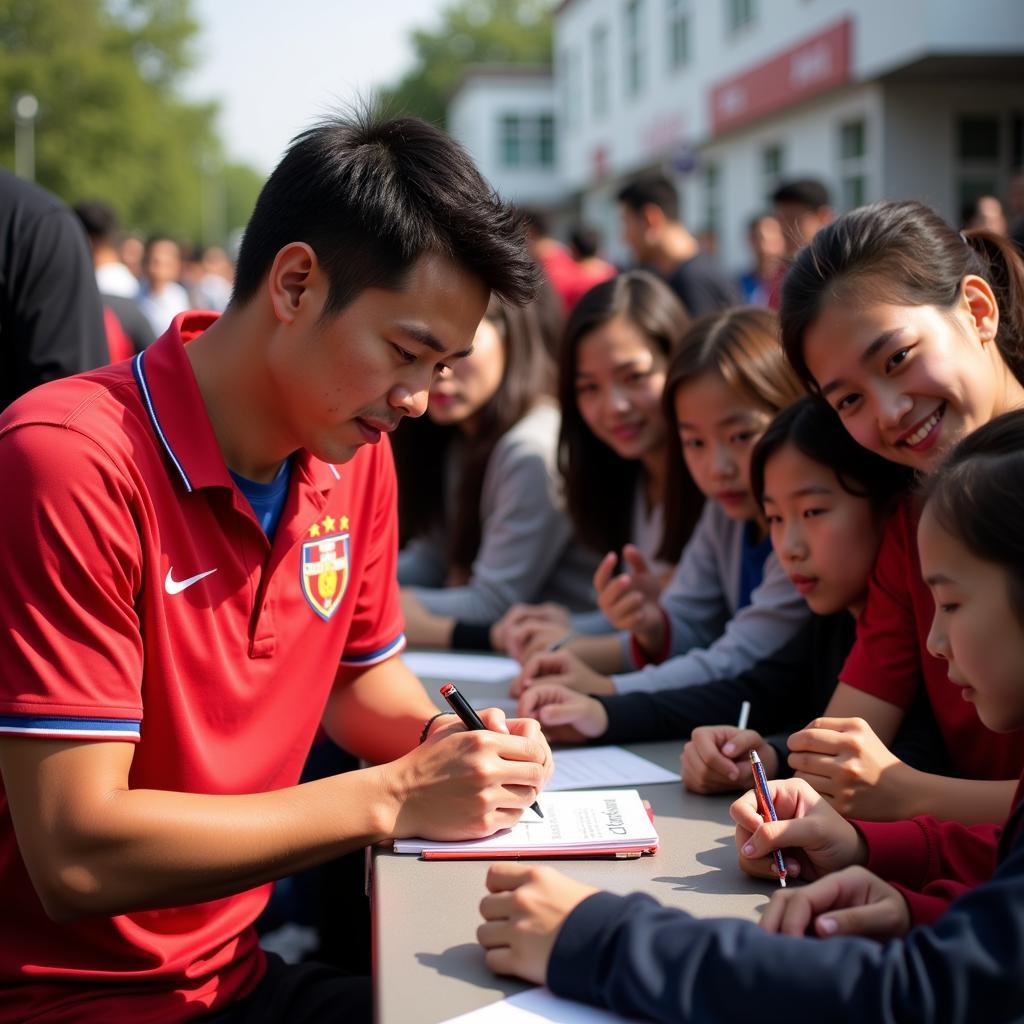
[[840, 497, 1022, 782], [0, 313, 405, 1021]]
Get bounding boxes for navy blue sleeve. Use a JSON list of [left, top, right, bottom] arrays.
[[547, 831, 1024, 1023]]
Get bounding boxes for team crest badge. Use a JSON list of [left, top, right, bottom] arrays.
[[301, 515, 350, 621]]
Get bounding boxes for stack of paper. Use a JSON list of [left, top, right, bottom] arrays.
[[394, 789, 657, 859]]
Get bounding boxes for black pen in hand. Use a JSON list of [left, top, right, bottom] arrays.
[[440, 682, 544, 819]]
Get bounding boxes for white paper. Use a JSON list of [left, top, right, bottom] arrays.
[[394, 789, 656, 856], [402, 650, 519, 684], [440, 987, 645, 1023], [547, 746, 680, 791]]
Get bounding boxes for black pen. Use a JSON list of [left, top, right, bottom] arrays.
[[440, 682, 544, 819]]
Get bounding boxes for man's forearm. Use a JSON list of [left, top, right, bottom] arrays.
[[900, 772, 1016, 825], [17, 756, 395, 921]]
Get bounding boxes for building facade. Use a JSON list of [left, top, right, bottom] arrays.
[[554, 0, 1024, 270], [447, 66, 562, 211]]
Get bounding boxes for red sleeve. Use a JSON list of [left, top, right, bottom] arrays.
[[855, 815, 1001, 925], [0, 423, 144, 739], [839, 500, 921, 709], [338, 437, 405, 668]]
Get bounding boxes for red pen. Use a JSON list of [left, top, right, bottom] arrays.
[[440, 682, 544, 819], [749, 749, 787, 887]]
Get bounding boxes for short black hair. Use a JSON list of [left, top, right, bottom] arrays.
[[772, 178, 831, 212], [233, 109, 537, 314], [568, 224, 601, 259], [72, 200, 120, 243], [617, 173, 680, 221]]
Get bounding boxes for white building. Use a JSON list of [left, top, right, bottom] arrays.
[[447, 66, 563, 210], [554, 0, 1024, 271]]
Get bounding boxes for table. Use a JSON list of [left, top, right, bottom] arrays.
[[372, 676, 771, 1024]]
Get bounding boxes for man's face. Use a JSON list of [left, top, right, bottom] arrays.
[[774, 201, 827, 257], [266, 252, 490, 466], [145, 240, 182, 287], [619, 205, 652, 263]]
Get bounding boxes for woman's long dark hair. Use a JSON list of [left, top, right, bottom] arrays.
[[558, 271, 691, 560], [750, 395, 913, 515], [393, 295, 553, 574], [923, 409, 1024, 624], [780, 200, 1024, 390], [661, 307, 804, 556]]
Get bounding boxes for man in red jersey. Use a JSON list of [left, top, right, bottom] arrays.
[[0, 112, 548, 1023]]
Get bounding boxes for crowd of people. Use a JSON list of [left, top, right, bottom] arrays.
[[1, 111, 1024, 1022]]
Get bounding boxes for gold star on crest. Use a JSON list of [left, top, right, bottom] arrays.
[[340, 515, 350, 530], [308, 522, 321, 538], [322, 515, 336, 532]]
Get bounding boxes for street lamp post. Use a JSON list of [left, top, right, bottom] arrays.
[[12, 92, 39, 182]]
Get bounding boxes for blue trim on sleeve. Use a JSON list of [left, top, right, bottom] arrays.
[[0, 714, 142, 739], [339, 633, 407, 667]]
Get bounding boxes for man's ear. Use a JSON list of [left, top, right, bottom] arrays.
[[642, 202, 667, 233], [267, 242, 319, 325], [960, 274, 1000, 346]]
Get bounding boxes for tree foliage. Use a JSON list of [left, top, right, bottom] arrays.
[[0, 0, 261, 245], [379, 0, 553, 127]]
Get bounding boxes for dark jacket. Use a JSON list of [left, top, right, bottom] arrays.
[[548, 779, 1024, 1022]]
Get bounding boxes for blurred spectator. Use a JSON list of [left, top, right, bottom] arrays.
[[961, 193, 1008, 236], [73, 201, 155, 357], [772, 178, 834, 257], [617, 173, 740, 316], [137, 235, 190, 336], [562, 224, 616, 311], [737, 213, 785, 306], [0, 170, 108, 409], [768, 178, 834, 308], [72, 200, 140, 299], [189, 245, 235, 312], [522, 207, 584, 314], [120, 232, 145, 281]]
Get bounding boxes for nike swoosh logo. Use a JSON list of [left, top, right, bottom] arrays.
[[164, 567, 218, 595]]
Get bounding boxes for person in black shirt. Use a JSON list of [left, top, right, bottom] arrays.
[[0, 170, 108, 409], [617, 173, 740, 316]]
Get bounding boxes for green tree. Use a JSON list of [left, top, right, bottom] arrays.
[[0, 0, 260, 245], [379, 0, 553, 127]]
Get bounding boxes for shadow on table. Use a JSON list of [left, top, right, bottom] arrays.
[[650, 831, 771, 900], [416, 943, 527, 999]]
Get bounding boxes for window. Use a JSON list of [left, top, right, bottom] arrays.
[[538, 114, 555, 167], [624, 0, 645, 98], [837, 117, 868, 211], [591, 22, 609, 119], [726, 0, 756, 33], [958, 115, 1000, 162], [762, 143, 784, 202], [839, 120, 865, 160], [667, 0, 690, 71], [500, 115, 521, 167], [498, 113, 556, 169], [955, 113, 1004, 219]]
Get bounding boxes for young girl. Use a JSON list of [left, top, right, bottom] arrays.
[[775, 200, 1024, 824], [475, 411, 1024, 1020], [519, 397, 944, 795], [395, 297, 597, 646], [493, 271, 696, 664], [512, 307, 807, 697]]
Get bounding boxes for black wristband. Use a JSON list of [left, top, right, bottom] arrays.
[[419, 710, 455, 744], [451, 620, 494, 651]]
